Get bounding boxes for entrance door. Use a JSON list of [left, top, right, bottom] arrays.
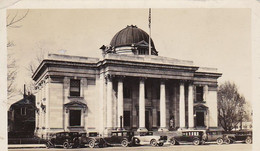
[[196, 112, 205, 127], [145, 111, 150, 130]]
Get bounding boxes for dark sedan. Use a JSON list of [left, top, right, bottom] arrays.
[[169, 130, 207, 145], [225, 130, 252, 144], [102, 131, 134, 147], [45, 132, 80, 149]]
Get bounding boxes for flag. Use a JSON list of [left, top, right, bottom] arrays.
[[149, 8, 151, 28]]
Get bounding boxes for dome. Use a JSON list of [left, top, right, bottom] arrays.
[[110, 25, 157, 55]]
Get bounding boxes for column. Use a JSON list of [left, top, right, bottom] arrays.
[[159, 80, 168, 131], [117, 78, 124, 130], [65, 109, 69, 131], [106, 76, 113, 130], [137, 78, 147, 132], [179, 81, 185, 128], [188, 83, 194, 128], [203, 85, 208, 102]]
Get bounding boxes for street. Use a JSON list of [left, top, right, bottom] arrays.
[[9, 144, 252, 151]]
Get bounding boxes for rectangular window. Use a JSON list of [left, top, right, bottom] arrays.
[[21, 107, 26, 116], [124, 111, 131, 127], [157, 111, 160, 126], [196, 86, 203, 102], [69, 110, 81, 126], [123, 84, 131, 98], [70, 79, 80, 96]]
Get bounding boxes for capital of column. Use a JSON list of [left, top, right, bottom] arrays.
[[105, 74, 113, 84], [139, 77, 147, 82]]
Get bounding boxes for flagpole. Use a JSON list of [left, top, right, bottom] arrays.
[[148, 8, 151, 55]]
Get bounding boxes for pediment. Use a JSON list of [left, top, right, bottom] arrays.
[[194, 104, 208, 110], [64, 101, 87, 108]]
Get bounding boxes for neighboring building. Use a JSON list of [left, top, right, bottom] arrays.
[[8, 86, 36, 137], [32, 25, 222, 138]]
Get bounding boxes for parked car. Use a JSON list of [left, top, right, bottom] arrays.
[[45, 132, 80, 149], [79, 132, 106, 148], [206, 129, 228, 145], [132, 131, 167, 147], [169, 130, 207, 145], [225, 130, 252, 144], [101, 130, 135, 147]]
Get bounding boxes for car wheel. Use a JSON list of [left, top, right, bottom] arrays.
[[158, 142, 164, 146], [193, 139, 200, 146], [121, 139, 129, 147], [245, 137, 252, 144], [133, 138, 140, 145], [170, 138, 176, 145], [150, 139, 157, 147], [200, 140, 205, 145], [45, 141, 52, 149], [63, 141, 71, 149], [89, 139, 96, 148], [225, 138, 231, 144], [216, 138, 224, 145]]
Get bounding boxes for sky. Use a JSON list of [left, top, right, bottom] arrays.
[[7, 8, 251, 105]]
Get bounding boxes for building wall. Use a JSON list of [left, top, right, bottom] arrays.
[[49, 82, 63, 129], [207, 88, 218, 127]]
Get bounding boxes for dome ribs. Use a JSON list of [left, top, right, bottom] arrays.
[[109, 25, 156, 52]]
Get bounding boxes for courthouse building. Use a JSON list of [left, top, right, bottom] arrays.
[[32, 25, 222, 138]]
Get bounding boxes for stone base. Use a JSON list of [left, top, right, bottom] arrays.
[[158, 127, 169, 132], [137, 127, 148, 132]]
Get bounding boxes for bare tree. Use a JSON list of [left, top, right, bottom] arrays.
[[7, 54, 17, 99], [217, 81, 246, 131], [6, 10, 29, 28], [7, 10, 29, 99]]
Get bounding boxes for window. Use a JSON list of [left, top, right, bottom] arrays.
[[21, 107, 26, 116], [123, 84, 131, 98], [70, 79, 80, 96], [157, 111, 160, 126], [196, 86, 203, 102], [138, 49, 148, 55], [69, 110, 81, 126], [124, 111, 131, 127]]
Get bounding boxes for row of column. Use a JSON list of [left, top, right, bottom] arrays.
[[106, 77, 204, 131]]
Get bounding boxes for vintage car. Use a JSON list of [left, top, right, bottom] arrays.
[[79, 132, 106, 148], [132, 131, 167, 147], [169, 130, 207, 145], [225, 130, 252, 144], [45, 132, 80, 149], [101, 131, 135, 147], [205, 129, 228, 145]]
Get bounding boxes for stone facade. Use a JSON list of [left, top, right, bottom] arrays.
[[33, 53, 221, 138]]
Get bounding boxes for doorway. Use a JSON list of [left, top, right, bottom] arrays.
[[145, 111, 150, 130], [196, 111, 205, 127]]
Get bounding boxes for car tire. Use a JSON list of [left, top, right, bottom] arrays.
[[193, 138, 200, 146], [133, 137, 140, 145], [158, 142, 164, 146], [216, 138, 224, 145], [150, 139, 157, 147], [121, 139, 129, 147], [45, 141, 52, 149], [89, 139, 96, 148], [170, 138, 176, 145], [200, 140, 205, 145], [63, 141, 71, 149], [245, 137, 252, 144]]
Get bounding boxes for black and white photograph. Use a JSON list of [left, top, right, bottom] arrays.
[[1, 0, 260, 151]]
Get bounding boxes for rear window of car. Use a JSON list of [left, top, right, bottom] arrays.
[[112, 133, 117, 136]]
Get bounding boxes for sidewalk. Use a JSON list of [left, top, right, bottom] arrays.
[[8, 144, 46, 149]]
